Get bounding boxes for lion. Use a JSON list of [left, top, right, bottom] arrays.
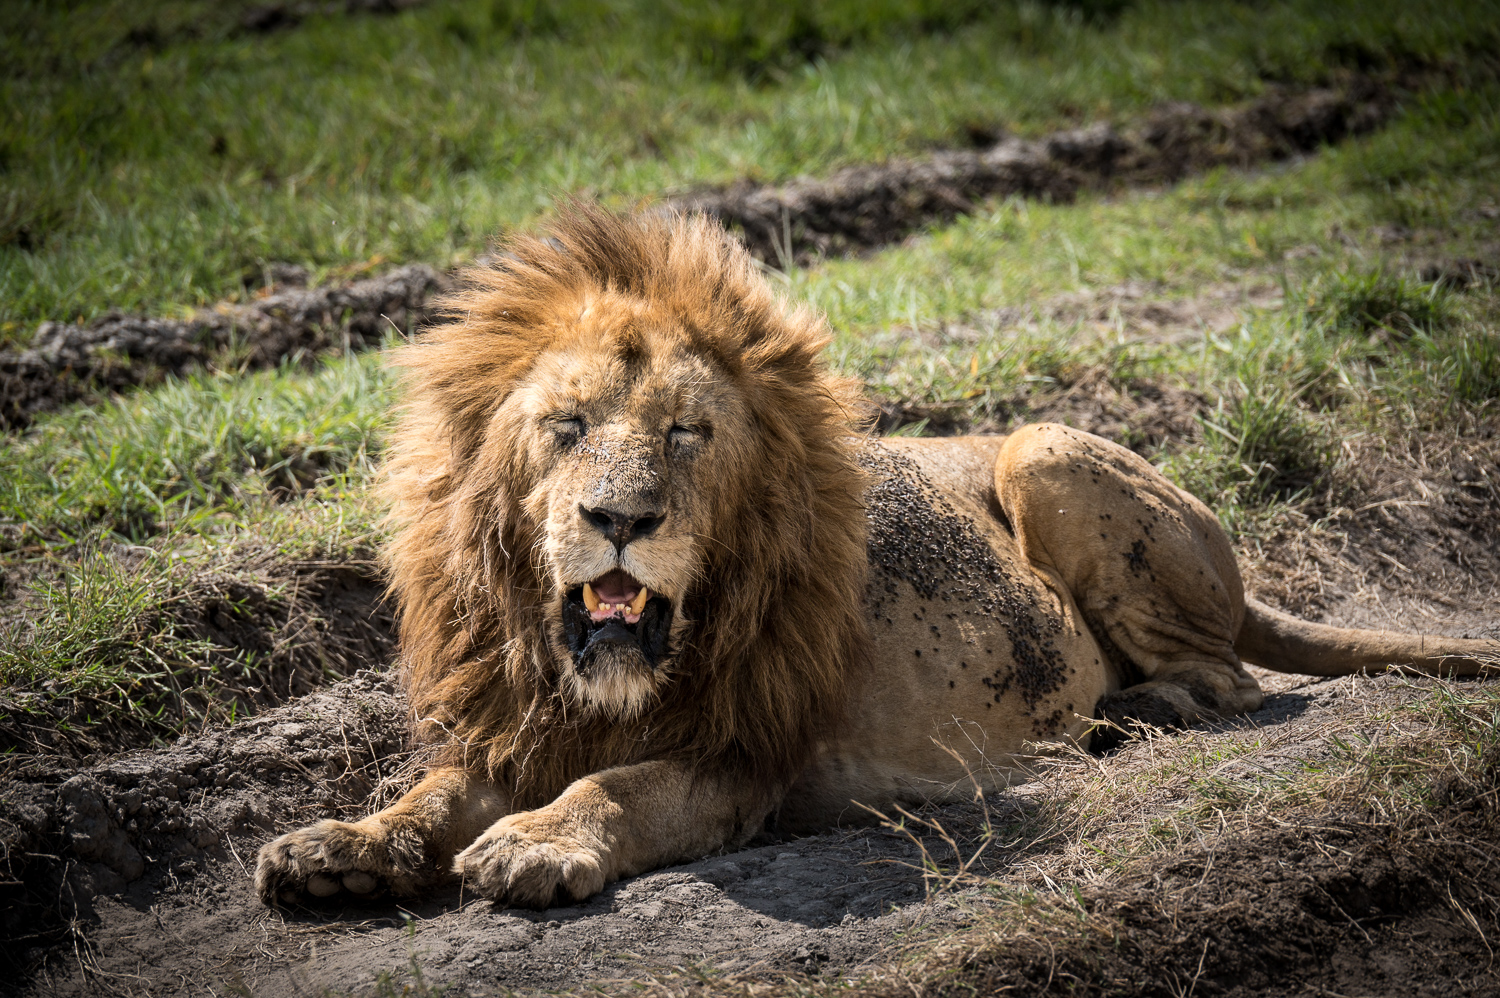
[[255, 204, 1498, 908]]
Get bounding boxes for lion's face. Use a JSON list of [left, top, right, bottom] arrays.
[[498, 308, 754, 717]]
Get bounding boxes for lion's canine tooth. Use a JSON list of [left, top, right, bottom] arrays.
[[583, 583, 600, 612], [629, 587, 649, 614]]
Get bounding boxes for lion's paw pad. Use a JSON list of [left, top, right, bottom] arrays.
[[255, 820, 406, 906]]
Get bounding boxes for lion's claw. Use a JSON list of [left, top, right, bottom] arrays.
[[453, 819, 606, 908], [255, 819, 425, 906]]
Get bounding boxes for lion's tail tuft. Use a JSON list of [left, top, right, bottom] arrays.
[[1236, 598, 1500, 678]]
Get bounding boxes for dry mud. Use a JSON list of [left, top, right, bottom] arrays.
[[3, 619, 1497, 997], [668, 79, 1395, 265], [0, 264, 445, 430]]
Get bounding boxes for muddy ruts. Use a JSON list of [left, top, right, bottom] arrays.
[[0, 263, 446, 430], [668, 79, 1394, 263]]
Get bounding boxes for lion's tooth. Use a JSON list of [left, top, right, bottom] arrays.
[[629, 587, 649, 614], [583, 583, 600, 612]]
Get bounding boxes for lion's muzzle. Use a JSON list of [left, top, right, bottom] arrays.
[[563, 570, 675, 675]]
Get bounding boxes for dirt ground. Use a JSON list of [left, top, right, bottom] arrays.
[[0, 264, 445, 430], [668, 77, 1396, 264], [3, 586, 1496, 997], [4, 342, 1498, 997]]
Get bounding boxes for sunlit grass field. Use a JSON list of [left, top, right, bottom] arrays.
[[4, 0, 1499, 334], [3, 3, 1500, 993], [2, 0, 1498, 768]]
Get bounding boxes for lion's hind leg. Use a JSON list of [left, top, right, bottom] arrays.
[[995, 423, 1264, 746], [255, 767, 507, 905]]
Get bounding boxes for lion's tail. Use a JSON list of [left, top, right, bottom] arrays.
[[1235, 598, 1500, 678]]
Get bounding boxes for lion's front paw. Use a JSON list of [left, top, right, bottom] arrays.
[[255, 818, 432, 906], [452, 815, 606, 908]]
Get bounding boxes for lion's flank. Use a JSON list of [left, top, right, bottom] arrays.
[[379, 203, 872, 806]]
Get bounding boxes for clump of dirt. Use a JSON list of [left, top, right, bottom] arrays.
[[1245, 426, 1500, 633], [237, 0, 426, 36], [0, 557, 395, 759], [668, 79, 1396, 264], [0, 263, 445, 430]]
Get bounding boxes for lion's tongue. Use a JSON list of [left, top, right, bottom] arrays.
[[587, 570, 646, 623], [591, 571, 639, 606]]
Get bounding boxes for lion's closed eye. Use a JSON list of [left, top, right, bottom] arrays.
[[668, 423, 709, 448], [547, 415, 585, 444]]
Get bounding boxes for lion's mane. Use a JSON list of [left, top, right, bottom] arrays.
[[380, 204, 871, 807]]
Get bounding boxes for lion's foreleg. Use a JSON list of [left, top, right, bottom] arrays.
[[453, 761, 778, 907], [255, 766, 509, 905]]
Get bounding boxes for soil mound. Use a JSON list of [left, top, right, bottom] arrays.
[[0, 672, 411, 991], [0, 558, 395, 759], [668, 80, 1394, 264], [0, 263, 445, 430], [919, 804, 1500, 997]]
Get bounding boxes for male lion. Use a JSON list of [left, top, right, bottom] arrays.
[[256, 205, 1497, 908]]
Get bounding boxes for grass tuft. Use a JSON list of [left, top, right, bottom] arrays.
[[0, 551, 220, 744], [1306, 269, 1456, 337], [1161, 377, 1333, 519]]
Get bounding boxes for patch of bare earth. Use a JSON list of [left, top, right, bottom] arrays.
[[3, 668, 1495, 996], [0, 264, 445, 430], [4, 434, 1498, 996], [1245, 427, 1500, 641], [876, 367, 1213, 454], [669, 78, 1397, 263], [895, 278, 1286, 353]]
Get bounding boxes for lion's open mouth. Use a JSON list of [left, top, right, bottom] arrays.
[[583, 569, 652, 624], [562, 569, 674, 673]]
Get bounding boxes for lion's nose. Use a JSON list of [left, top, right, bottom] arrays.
[[580, 505, 664, 551]]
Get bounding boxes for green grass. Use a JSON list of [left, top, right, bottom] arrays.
[[0, 551, 218, 736], [799, 83, 1500, 338], [3, 0, 1499, 752], [3, 6, 1500, 993], [0, 350, 389, 550], [4, 0, 1500, 340]]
